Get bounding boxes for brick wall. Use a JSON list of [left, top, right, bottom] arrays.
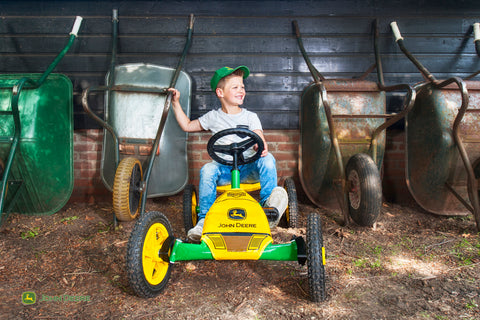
[[382, 128, 416, 205], [187, 130, 299, 186], [69, 128, 413, 205], [71, 130, 110, 203]]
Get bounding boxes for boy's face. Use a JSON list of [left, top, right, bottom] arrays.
[[216, 75, 245, 107]]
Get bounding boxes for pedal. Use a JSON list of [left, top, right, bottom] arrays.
[[263, 207, 279, 222]]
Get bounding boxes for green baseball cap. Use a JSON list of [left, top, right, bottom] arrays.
[[210, 66, 250, 91]]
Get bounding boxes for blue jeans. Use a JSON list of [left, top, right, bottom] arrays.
[[198, 153, 277, 219]]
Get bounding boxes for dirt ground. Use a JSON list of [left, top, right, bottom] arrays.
[[1, 191, 479, 320]]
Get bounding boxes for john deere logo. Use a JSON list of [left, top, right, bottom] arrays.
[[22, 291, 36, 305], [228, 208, 246, 220]]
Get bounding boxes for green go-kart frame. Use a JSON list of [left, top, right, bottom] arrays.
[[125, 128, 327, 302]]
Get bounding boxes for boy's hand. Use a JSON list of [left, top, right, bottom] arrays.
[[254, 143, 268, 157], [253, 129, 268, 157], [168, 88, 180, 103]]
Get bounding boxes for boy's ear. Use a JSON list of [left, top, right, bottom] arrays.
[[215, 87, 223, 98]]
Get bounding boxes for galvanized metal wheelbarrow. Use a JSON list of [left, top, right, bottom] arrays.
[[391, 21, 480, 231], [293, 20, 416, 227], [0, 17, 83, 226], [82, 10, 194, 223]]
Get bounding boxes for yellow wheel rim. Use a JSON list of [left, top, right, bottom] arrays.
[[142, 222, 170, 285], [191, 191, 197, 226], [113, 157, 143, 221], [284, 186, 290, 225]]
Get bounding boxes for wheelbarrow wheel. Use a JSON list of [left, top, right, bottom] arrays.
[[345, 153, 382, 227], [113, 157, 143, 221], [182, 184, 198, 233], [306, 212, 326, 302], [280, 177, 298, 228], [126, 211, 173, 298]]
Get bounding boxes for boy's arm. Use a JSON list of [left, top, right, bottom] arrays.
[[253, 129, 268, 157], [168, 88, 203, 132]]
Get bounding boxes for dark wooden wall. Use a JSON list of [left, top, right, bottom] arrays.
[[1, 0, 479, 129]]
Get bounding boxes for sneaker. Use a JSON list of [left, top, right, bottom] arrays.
[[187, 218, 205, 243], [265, 187, 288, 228]]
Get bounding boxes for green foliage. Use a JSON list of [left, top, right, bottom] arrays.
[[60, 216, 79, 224], [20, 227, 39, 239]]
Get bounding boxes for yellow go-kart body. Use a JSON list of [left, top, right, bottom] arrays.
[[201, 187, 273, 260]]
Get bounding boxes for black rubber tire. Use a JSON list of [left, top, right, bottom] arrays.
[[306, 212, 326, 302], [280, 177, 298, 228], [126, 211, 173, 298], [183, 184, 198, 233], [112, 157, 143, 221], [345, 153, 382, 227]]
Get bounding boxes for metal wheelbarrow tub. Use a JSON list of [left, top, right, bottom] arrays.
[[0, 16, 82, 226], [82, 11, 194, 223], [299, 80, 385, 217], [101, 63, 191, 197], [294, 20, 415, 227], [391, 21, 480, 230], [0, 73, 73, 215], [406, 80, 480, 216]]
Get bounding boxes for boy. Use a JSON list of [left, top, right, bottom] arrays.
[[169, 66, 288, 242]]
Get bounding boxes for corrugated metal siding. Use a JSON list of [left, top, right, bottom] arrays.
[[1, 0, 479, 129]]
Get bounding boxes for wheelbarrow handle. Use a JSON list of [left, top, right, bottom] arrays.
[[70, 16, 83, 37], [474, 22, 480, 58], [188, 13, 195, 29], [390, 21, 403, 42], [390, 20, 436, 82], [474, 23, 480, 42], [291, 20, 325, 82]]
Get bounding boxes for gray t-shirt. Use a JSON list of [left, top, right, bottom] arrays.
[[198, 108, 263, 160]]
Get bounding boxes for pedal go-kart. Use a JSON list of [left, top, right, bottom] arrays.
[[126, 128, 327, 302]]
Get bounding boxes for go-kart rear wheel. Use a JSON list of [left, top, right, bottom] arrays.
[[280, 177, 298, 228], [113, 157, 143, 221], [306, 212, 326, 302], [182, 184, 198, 233], [345, 153, 382, 227], [126, 211, 173, 298]]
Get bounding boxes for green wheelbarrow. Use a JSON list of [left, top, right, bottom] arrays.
[[391, 21, 480, 231], [0, 17, 83, 227], [293, 20, 416, 227], [82, 10, 194, 223]]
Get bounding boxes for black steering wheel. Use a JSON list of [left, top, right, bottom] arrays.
[[207, 128, 264, 167]]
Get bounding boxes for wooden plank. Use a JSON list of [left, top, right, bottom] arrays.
[[2, 0, 480, 17], [2, 15, 479, 36]]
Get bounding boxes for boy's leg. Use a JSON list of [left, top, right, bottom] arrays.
[[239, 153, 279, 203], [198, 161, 231, 219], [240, 153, 287, 227], [256, 153, 278, 205], [188, 162, 218, 242]]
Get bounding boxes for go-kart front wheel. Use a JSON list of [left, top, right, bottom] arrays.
[[306, 212, 326, 302], [182, 184, 198, 233], [113, 157, 143, 221], [126, 211, 173, 298]]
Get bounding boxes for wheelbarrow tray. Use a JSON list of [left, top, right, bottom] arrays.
[[101, 63, 191, 197], [406, 80, 480, 216], [299, 79, 386, 209], [0, 73, 73, 215]]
